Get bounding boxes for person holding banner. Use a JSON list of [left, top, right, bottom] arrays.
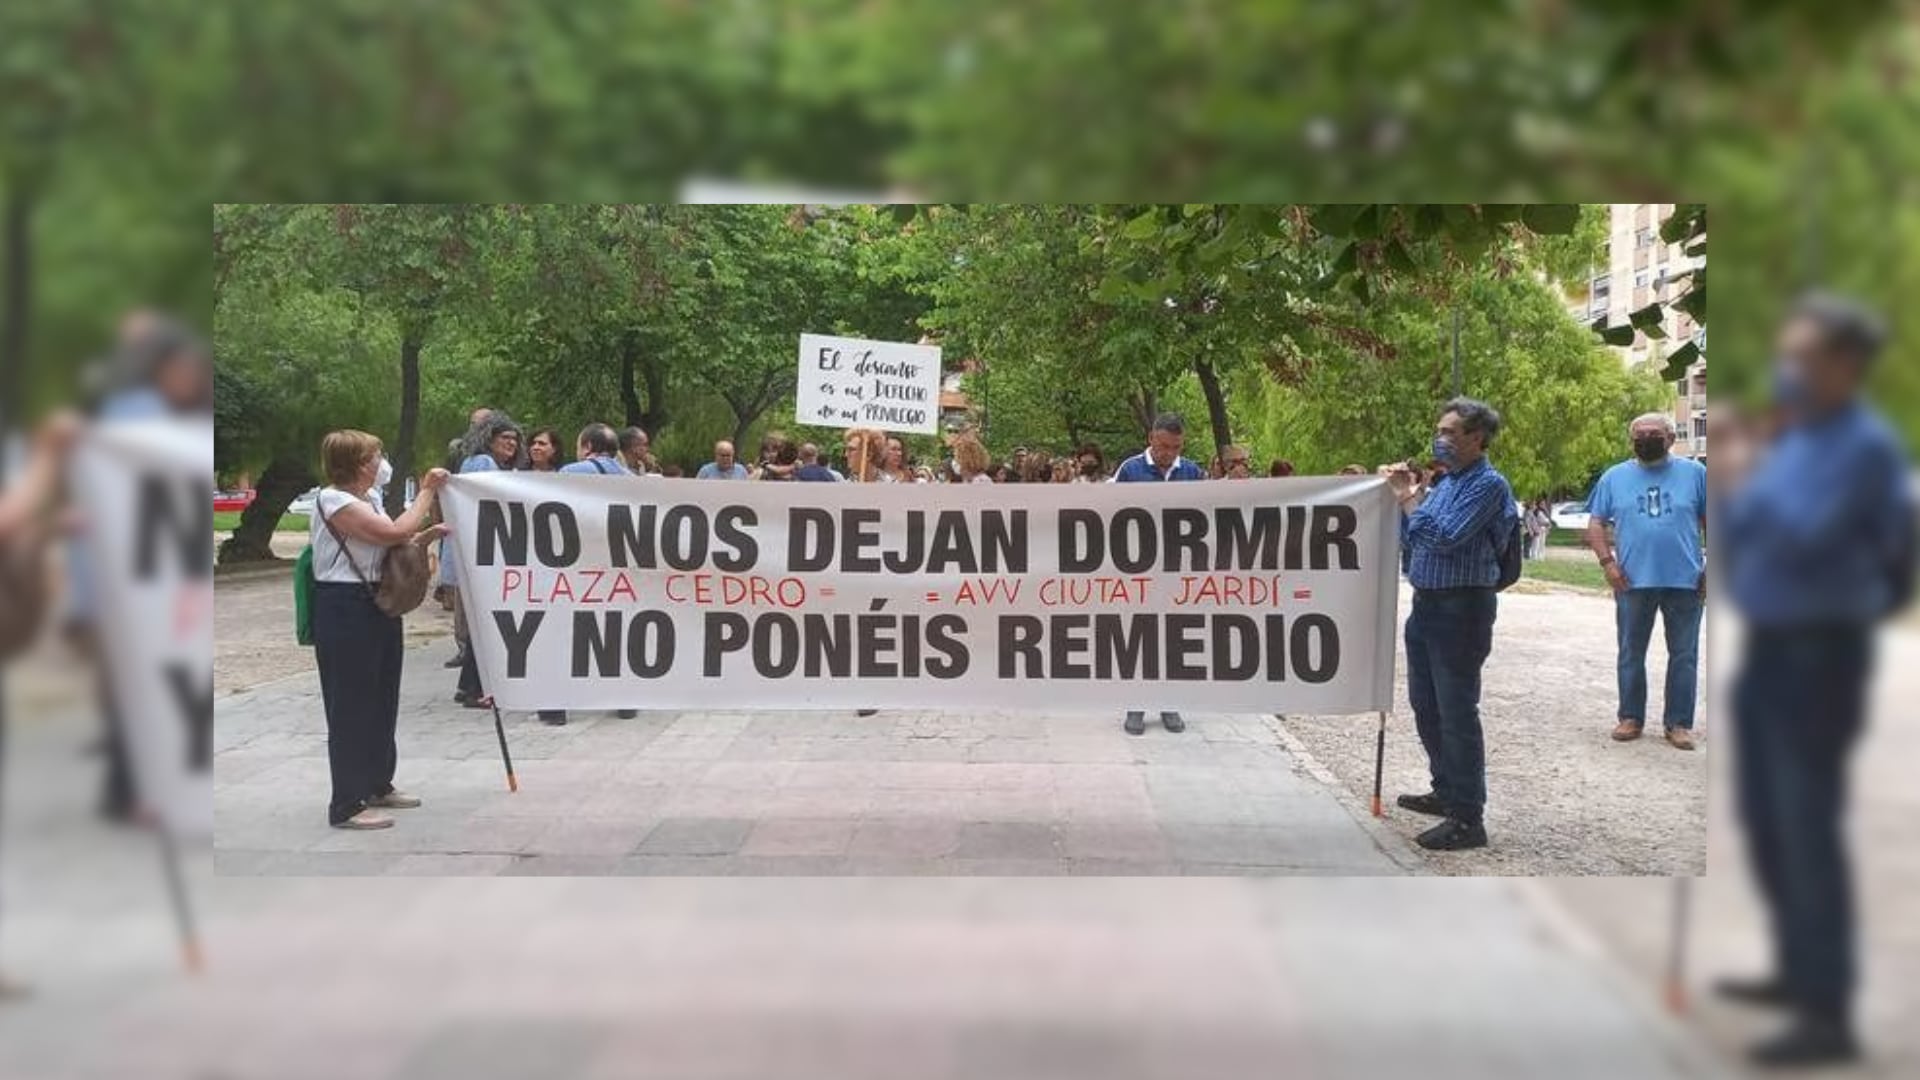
[[454, 415, 525, 711], [1113, 413, 1206, 736], [310, 431, 449, 830], [1385, 397, 1516, 852]]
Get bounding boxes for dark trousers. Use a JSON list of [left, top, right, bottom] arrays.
[[312, 582, 404, 824], [1405, 587, 1497, 824], [1734, 622, 1873, 1021], [1615, 587, 1704, 730]]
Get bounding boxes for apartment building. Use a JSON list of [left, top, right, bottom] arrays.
[[1576, 204, 1707, 461]]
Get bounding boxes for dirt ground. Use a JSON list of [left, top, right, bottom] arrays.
[[1280, 578, 1709, 876]]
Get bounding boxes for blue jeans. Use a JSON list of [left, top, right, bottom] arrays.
[[1405, 587, 1497, 824], [1735, 623, 1872, 1020], [1614, 588, 1703, 730]]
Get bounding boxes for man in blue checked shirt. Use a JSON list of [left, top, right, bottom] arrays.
[[1382, 397, 1517, 851]]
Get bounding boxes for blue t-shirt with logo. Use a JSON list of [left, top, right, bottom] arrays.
[[1587, 455, 1708, 590]]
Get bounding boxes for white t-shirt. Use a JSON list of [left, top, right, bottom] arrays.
[[969, 473, 994, 484], [311, 488, 391, 583]]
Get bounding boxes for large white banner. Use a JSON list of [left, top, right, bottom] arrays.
[[443, 475, 1401, 714], [72, 420, 214, 837], [795, 333, 942, 434]]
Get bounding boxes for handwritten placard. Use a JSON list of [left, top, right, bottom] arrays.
[[796, 333, 942, 435]]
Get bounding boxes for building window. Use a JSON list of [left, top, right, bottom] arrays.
[[1636, 227, 1655, 248], [1693, 413, 1707, 439], [1634, 270, 1649, 288]]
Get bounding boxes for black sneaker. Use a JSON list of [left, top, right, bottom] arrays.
[[538, 710, 568, 727], [1748, 1014, 1859, 1068], [1124, 711, 1146, 736], [615, 709, 638, 719], [856, 709, 878, 717], [1160, 711, 1185, 733], [1714, 975, 1793, 1009], [443, 651, 467, 669], [1415, 818, 1488, 851], [1395, 792, 1448, 817]]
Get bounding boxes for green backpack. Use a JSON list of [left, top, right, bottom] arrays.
[[294, 544, 316, 646]]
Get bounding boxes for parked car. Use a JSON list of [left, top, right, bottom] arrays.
[[213, 489, 256, 513], [287, 488, 319, 517], [1550, 500, 1591, 531]]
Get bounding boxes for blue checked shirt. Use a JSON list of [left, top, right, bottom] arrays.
[[1401, 457, 1516, 590]]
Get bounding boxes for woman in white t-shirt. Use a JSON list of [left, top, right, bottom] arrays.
[[310, 429, 449, 830]]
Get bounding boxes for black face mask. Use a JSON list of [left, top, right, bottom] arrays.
[[1633, 435, 1668, 462]]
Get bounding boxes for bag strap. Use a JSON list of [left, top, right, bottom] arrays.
[[316, 494, 377, 590], [592, 456, 619, 475]]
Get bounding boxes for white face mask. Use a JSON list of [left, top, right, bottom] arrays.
[[374, 456, 394, 489]]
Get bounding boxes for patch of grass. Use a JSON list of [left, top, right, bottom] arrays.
[[1521, 558, 1610, 592], [1545, 528, 1587, 547], [214, 511, 310, 533]]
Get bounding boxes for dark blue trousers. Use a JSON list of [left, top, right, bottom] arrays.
[[312, 582, 404, 824], [1734, 622, 1873, 1021], [1405, 587, 1498, 824]]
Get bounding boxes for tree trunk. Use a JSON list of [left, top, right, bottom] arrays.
[[216, 453, 316, 564], [1127, 389, 1160, 440], [1194, 357, 1233, 459], [618, 334, 643, 429], [0, 186, 32, 464], [387, 336, 421, 518]]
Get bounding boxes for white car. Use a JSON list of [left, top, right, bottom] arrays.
[[1550, 501, 1591, 531], [287, 488, 319, 517]]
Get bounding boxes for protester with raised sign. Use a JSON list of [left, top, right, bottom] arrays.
[[1585, 413, 1707, 751], [1113, 412, 1206, 736], [1384, 397, 1517, 852], [841, 428, 886, 484], [310, 431, 449, 830], [697, 441, 750, 480]]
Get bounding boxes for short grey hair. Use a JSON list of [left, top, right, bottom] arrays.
[[1440, 397, 1502, 445], [1629, 412, 1676, 436], [1150, 412, 1185, 436]]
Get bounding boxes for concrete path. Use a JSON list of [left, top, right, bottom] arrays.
[[213, 646, 1408, 876], [7, 707, 1722, 1079]]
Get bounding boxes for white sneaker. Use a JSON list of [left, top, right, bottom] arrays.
[[332, 809, 394, 830], [367, 790, 422, 809]]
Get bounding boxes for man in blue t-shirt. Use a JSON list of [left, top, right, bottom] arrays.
[[1585, 413, 1708, 750], [696, 441, 751, 480]]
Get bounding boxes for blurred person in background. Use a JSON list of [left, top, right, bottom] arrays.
[[618, 426, 654, 475], [696, 440, 749, 480], [1340, 463, 1369, 476], [1011, 446, 1029, 477], [1268, 458, 1295, 478], [1020, 449, 1054, 485], [1587, 414, 1707, 751], [950, 432, 993, 484], [309, 431, 448, 829], [436, 406, 494, 671], [525, 426, 565, 472], [1048, 459, 1073, 483], [878, 436, 912, 484], [990, 462, 1018, 484], [1714, 294, 1916, 1067], [1071, 443, 1106, 482], [557, 422, 640, 721], [72, 316, 212, 824], [753, 432, 797, 481], [1382, 397, 1516, 852], [1525, 498, 1552, 560], [793, 442, 840, 482], [1222, 445, 1253, 479], [453, 413, 525, 712], [1114, 413, 1205, 736]]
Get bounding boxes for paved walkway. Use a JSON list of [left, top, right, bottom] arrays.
[[214, 647, 1409, 876], [9, 706, 1721, 1079]]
